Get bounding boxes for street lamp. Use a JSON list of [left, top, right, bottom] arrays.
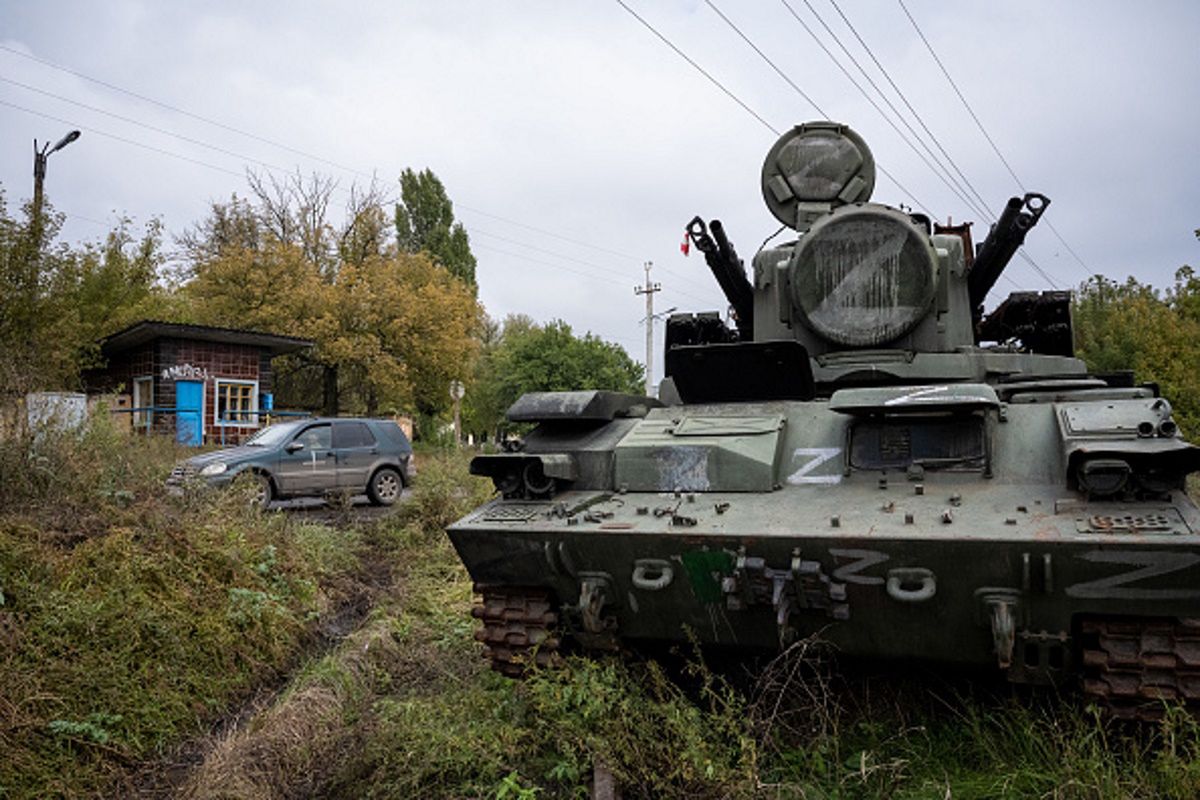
[[32, 129, 81, 220]]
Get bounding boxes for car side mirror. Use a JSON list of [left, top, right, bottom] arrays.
[[286, 441, 305, 454]]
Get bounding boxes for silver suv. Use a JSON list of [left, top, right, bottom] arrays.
[[169, 418, 415, 506]]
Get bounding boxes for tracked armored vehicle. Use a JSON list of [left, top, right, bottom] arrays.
[[448, 122, 1200, 719]]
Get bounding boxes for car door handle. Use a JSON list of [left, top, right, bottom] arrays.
[[370, 448, 379, 455]]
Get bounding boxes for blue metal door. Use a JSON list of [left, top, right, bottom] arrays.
[[175, 380, 203, 446]]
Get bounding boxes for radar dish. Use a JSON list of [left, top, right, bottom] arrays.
[[762, 122, 876, 229], [790, 206, 936, 346]]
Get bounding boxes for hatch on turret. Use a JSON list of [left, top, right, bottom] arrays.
[[762, 121, 876, 231]]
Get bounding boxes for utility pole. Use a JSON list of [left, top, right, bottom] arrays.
[[31, 130, 81, 244], [634, 261, 661, 397]]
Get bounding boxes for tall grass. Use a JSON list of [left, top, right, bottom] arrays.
[[0, 418, 365, 798]]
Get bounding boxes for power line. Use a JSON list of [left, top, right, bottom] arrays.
[[470, 227, 714, 304], [825, 0, 996, 220], [0, 43, 371, 180], [1017, 249, 1059, 289], [615, 0, 1056, 293], [474, 241, 628, 289], [456, 205, 704, 288], [895, 0, 1094, 281], [777, 0, 991, 223], [612, 0, 780, 136], [702, 0, 827, 117], [770, 0, 1060, 289], [0, 75, 294, 175], [3, 48, 701, 294], [819, 0, 1063, 289], [0, 97, 245, 178], [701, 0, 933, 217], [471, 242, 648, 351], [457, 204, 642, 261]]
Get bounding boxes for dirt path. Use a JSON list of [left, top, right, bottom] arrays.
[[129, 516, 401, 798]]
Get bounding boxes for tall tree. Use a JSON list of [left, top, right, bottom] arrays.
[[182, 174, 480, 417], [464, 315, 643, 441], [394, 168, 477, 287]]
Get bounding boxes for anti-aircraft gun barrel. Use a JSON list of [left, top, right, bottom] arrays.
[[968, 192, 1050, 310], [686, 216, 754, 340]]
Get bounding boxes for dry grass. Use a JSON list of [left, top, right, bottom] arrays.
[[180, 618, 404, 800]]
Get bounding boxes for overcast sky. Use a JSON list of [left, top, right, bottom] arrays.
[[2, 1, 1198, 383]]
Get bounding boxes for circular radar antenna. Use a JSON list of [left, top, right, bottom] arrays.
[[761, 121, 876, 230], [789, 205, 938, 347]]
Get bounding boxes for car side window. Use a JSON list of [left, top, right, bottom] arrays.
[[333, 421, 376, 448], [293, 424, 332, 450]]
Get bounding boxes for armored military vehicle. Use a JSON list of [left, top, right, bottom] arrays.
[[448, 122, 1200, 719]]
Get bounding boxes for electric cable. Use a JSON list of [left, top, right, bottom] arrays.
[[2, 48, 715, 293], [826, 0, 996, 219], [1, 75, 294, 175], [777, 0, 991, 223], [896, 0, 1094, 281], [701, 0, 934, 218], [0, 43, 372, 180], [613, 0, 780, 136], [0, 97, 245, 178], [469, 228, 714, 305]]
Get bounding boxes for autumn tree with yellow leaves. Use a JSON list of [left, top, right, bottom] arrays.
[[181, 171, 481, 418]]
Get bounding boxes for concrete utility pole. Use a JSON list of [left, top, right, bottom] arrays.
[[634, 261, 661, 397]]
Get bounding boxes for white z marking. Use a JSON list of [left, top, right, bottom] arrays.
[[829, 548, 888, 586], [1065, 551, 1200, 600], [787, 447, 842, 485], [884, 385, 950, 406]]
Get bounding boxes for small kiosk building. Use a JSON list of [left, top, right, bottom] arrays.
[[87, 320, 313, 446]]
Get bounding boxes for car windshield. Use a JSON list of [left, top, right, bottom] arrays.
[[245, 420, 306, 447]]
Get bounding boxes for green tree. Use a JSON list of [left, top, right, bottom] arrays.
[[0, 188, 167, 395], [1074, 266, 1200, 438], [394, 168, 477, 287], [464, 316, 643, 441]]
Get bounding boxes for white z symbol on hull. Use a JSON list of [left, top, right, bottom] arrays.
[[1065, 551, 1200, 600], [787, 447, 842, 485]]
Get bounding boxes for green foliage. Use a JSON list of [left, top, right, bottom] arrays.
[[0, 191, 168, 394], [394, 167, 477, 287], [47, 713, 124, 746], [464, 314, 644, 440], [753, 690, 1200, 799], [1074, 267, 1200, 437]]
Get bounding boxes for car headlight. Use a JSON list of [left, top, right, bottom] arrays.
[[200, 463, 229, 477]]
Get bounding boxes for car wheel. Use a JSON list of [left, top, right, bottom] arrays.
[[251, 472, 274, 509], [367, 467, 403, 506]]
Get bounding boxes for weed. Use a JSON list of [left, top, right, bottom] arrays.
[[494, 771, 542, 799], [47, 712, 124, 745]]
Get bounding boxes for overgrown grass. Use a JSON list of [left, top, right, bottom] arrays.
[[0, 419, 366, 798]]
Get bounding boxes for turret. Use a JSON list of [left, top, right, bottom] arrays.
[[665, 121, 1069, 402]]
